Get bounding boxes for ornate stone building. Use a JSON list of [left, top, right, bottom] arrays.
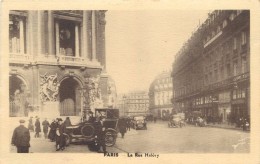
[[149, 71, 173, 120], [172, 10, 250, 123], [9, 10, 109, 119]]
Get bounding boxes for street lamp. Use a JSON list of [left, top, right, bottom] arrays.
[[78, 77, 93, 121], [123, 95, 127, 117]]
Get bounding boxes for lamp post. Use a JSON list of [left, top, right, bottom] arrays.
[[123, 95, 127, 117], [78, 77, 93, 121]]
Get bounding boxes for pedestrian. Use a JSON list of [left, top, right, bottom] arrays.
[[48, 119, 57, 142], [35, 117, 41, 138], [118, 118, 127, 138], [126, 117, 131, 131], [64, 117, 72, 127], [55, 118, 65, 151], [42, 118, 50, 139], [28, 117, 34, 132], [95, 117, 107, 153], [154, 116, 157, 123], [11, 119, 30, 153]]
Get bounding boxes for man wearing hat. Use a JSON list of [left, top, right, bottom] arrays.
[[11, 119, 31, 153], [34, 116, 41, 138], [55, 118, 65, 151]]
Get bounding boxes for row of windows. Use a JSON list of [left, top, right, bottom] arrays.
[[204, 56, 248, 84], [9, 11, 94, 57], [156, 77, 172, 84], [204, 31, 248, 67], [128, 95, 148, 99], [233, 88, 246, 99], [154, 98, 172, 106], [191, 89, 246, 106], [203, 10, 243, 45], [154, 83, 173, 90], [128, 100, 149, 103]]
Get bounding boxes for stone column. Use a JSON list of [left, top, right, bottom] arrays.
[[19, 19, 24, 54], [48, 11, 54, 55], [91, 11, 96, 61], [37, 11, 42, 54], [82, 11, 89, 59], [28, 11, 34, 55], [75, 24, 79, 57], [55, 22, 59, 55], [98, 10, 107, 70]]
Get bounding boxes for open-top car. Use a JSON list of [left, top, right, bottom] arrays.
[[64, 108, 119, 148], [132, 116, 147, 130]]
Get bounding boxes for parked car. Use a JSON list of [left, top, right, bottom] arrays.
[[64, 108, 119, 148], [132, 116, 147, 130]]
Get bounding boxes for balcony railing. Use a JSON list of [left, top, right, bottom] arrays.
[[10, 53, 102, 68], [173, 72, 249, 101], [9, 53, 32, 64], [58, 55, 90, 66]]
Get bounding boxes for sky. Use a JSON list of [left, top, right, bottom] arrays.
[[106, 10, 209, 94]]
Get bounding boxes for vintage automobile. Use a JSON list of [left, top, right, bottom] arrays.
[[64, 108, 119, 148], [195, 117, 206, 127], [132, 116, 147, 130], [168, 114, 185, 128]]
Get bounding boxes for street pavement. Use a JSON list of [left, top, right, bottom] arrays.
[[111, 121, 249, 153], [10, 121, 249, 153]]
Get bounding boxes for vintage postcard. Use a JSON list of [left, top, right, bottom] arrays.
[[0, 0, 260, 164]]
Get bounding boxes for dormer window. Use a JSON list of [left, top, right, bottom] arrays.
[[233, 37, 237, 50], [241, 31, 247, 45], [223, 19, 227, 28], [229, 13, 236, 21]]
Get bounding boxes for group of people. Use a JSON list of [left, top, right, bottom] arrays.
[[48, 117, 72, 151], [11, 116, 72, 153], [27, 116, 51, 139]]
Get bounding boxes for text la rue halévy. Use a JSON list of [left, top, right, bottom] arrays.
[[104, 153, 159, 158]]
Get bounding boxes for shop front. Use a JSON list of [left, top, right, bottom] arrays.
[[218, 91, 231, 123]]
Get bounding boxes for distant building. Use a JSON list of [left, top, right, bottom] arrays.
[[117, 91, 149, 117], [116, 94, 127, 117], [149, 71, 173, 120], [172, 10, 250, 123]]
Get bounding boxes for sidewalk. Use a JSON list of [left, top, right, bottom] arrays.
[[206, 123, 250, 132]]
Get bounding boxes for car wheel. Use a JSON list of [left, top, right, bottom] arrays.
[[105, 131, 116, 147], [63, 133, 71, 146]]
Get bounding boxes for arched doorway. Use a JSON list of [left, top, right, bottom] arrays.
[[9, 75, 28, 117], [59, 77, 81, 116]]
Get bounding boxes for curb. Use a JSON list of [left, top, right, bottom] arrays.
[[207, 124, 250, 132]]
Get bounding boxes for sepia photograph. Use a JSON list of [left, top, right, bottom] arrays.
[[7, 9, 251, 154], [1, 0, 260, 163]]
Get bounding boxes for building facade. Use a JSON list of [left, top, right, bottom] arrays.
[[116, 94, 127, 117], [149, 71, 173, 120], [9, 10, 109, 119], [117, 91, 149, 117], [172, 10, 250, 123]]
